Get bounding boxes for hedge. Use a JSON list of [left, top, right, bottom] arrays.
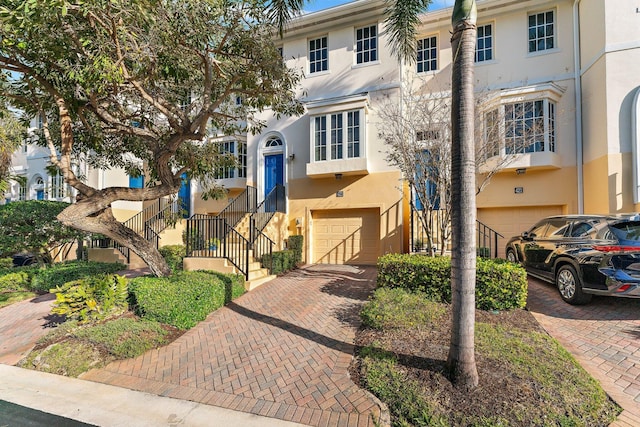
[[128, 271, 245, 329], [377, 254, 528, 311], [30, 261, 124, 293], [287, 235, 303, 263], [261, 250, 297, 275], [159, 245, 185, 272], [0, 271, 32, 292]]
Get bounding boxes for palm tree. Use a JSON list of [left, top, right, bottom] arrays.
[[268, 0, 479, 390]]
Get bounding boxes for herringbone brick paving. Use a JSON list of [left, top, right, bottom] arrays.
[[82, 265, 385, 426], [527, 278, 640, 426]]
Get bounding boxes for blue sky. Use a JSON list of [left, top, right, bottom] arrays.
[[303, 0, 455, 13]]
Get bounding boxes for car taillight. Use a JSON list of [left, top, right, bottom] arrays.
[[592, 245, 640, 253], [616, 284, 633, 292]]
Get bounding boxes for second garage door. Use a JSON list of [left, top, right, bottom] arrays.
[[312, 208, 379, 265], [478, 205, 563, 258]]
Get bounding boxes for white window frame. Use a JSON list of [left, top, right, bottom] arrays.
[[483, 98, 556, 158], [216, 140, 247, 179], [309, 36, 328, 74], [50, 171, 65, 199], [528, 10, 556, 53], [312, 109, 364, 162], [475, 23, 493, 63], [355, 24, 378, 65], [417, 35, 438, 73]]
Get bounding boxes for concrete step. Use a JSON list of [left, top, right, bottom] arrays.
[[245, 274, 276, 291]]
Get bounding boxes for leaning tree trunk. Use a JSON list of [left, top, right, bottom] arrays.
[[58, 200, 172, 277], [447, 0, 479, 390]]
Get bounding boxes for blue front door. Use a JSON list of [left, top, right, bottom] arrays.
[[264, 154, 284, 197], [178, 173, 191, 218], [36, 190, 44, 200]]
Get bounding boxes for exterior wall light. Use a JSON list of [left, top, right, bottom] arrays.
[[335, 173, 343, 180], [516, 168, 526, 175]]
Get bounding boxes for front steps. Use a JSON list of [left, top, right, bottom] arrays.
[[183, 256, 275, 291]]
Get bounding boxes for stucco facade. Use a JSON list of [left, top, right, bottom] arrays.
[[8, 0, 640, 264]]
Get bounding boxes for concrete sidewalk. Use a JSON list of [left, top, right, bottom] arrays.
[[0, 364, 304, 427]]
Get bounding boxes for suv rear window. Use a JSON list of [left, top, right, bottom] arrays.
[[609, 221, 640, 241]]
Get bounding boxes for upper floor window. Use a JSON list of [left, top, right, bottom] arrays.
[[18, 183, 27, 200], [483, 99, 556, 157], [355, 25, 377, 64], [475, 24, 493, 62], [216, 140, 247, 179], [528, 10, 555, 53], [50, 171, 65, 199], [309, 36, 328, 73], [313, 110, 362, 162], [417, 36, 438, 73]]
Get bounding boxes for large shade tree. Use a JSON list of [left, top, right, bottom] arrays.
[[0, 105, 23, 193], [0, 0, 303, 276]]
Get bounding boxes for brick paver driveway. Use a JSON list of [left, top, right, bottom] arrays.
[[82, 265, 385, 427], [526, 278, 640, 426]]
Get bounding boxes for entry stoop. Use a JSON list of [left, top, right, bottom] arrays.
[[183, 256, 275, 291]]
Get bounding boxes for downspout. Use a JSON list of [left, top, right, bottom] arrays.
[[633, 88, 640, 204], [573, 0, 584, 213]]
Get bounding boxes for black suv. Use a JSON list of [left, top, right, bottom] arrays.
[[505, 214, 640, 304]]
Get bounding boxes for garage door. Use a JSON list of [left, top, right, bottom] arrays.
[[312, 208, 379, 265], [478, 206, 563, 258]]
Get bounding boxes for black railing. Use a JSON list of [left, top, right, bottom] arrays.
[[146, 197, 180, 235], [185, 215, 250, 279], [252, 229, 274, 274], [477, 220, 504, 259], [217, 186, 258, 230], [410, 203, 504, 259], [249, 184, 285, 243]]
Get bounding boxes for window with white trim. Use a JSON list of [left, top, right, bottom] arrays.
[[355, 25, 377, 64], [484, 99, 556, 156], [528, 10, 555, 53], [313, 110, 363, 161], [475, 24, 493, 62], [18, 183, 27, 200], [309, 36, 328, 73], [216, 140, 247, 179], [50, 171, 65, 199], [417, 36, 437, 73]]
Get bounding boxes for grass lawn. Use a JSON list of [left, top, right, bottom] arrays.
[[0, 291, 37, 309], [355, 287, 621, 426]]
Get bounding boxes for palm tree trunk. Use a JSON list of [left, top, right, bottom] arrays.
[[447, 0, 479, 390]]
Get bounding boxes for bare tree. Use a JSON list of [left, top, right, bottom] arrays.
[[379, 76, 546, 255]]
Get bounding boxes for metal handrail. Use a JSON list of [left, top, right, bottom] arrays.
[[185, 215, 250, 279], [477, 219, 504, 259], [217, 186, 258, 229], [252, 228, 274, 274], [249, 184, 285, 243]]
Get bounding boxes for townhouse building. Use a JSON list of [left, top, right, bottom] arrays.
[[7, 0, 640, 267]]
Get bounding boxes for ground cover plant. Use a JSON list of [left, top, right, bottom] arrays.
[[19, 316, 178, 377], [354, 287, 621, 426], [16, 267, 244, 377]]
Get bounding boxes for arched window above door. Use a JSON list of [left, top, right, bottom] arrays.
[[265, 137, 283, 148]]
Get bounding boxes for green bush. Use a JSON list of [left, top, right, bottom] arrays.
[[287, 235, 304, 264], [128, 271, 245, 329], [51, 274, 129, 322], [0, 258, 13, 269], [0, 270, 32, 292], [159, 245, 185, 272], [261, 249, 297, 275], [377, 254, 528, 311], [29, 261, 124, 293]]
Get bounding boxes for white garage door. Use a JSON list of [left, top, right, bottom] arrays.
[[478, 206, 563, 258], [312, 209, 379, 265]]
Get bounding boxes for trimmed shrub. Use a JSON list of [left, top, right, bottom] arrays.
[[0, 258, 13, 269], [159, 245, 185, 272], [128, 271, 245, 329], [51, 274, 129, 322], [29, 261, 124, 293], [0, 270, 32, 292], [377, 254, 528, 311], [261, 249, 297, 275], [287, 235, 304, 264]]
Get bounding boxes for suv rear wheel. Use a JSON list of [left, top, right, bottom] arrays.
[[556, 265, 592, 305], [506, 249, 517, 263]]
